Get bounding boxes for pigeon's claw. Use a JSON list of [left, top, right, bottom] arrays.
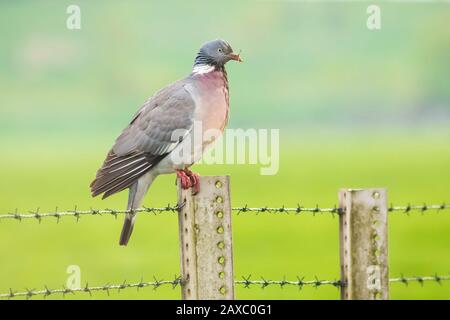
[[184, 169, 201, 195], [177, 170, 193, 190]]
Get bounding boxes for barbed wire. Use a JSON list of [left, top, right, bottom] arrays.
[[236, 274, 450, 289], [0, 202, 448, 223], [0, 276, 182, 299], [234, 205, 341, 215], [2, 274, 448, 299], [235, 203, 450, 215], [236, 275, 342, 289], [0, 205, 182, 223], [389, 274, 450, 286], [388, 204, 450, 214]]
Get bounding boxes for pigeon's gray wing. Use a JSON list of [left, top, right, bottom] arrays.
[[90, 79, 195, 199]]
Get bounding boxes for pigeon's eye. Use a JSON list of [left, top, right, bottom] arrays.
[[218, 48, 223, 53]]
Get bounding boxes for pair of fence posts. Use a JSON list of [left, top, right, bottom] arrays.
[[176, 176, 388, 300]]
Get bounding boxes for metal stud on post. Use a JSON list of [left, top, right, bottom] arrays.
[[177, 176, 234, 300], [339, 188, 389, 300]]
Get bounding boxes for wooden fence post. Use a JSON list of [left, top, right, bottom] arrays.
[[177, 175, 234, 300], [339, 188, 389, 300]]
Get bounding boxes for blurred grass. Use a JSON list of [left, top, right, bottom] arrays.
[[1, 1, 449, 135], [0, 133, 449, 299], [0, 0, 449, 299]]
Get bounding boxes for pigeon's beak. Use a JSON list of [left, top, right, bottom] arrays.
[[227, 52, 242, 62]]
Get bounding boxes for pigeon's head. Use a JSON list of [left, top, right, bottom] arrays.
[[194, 39, 242, 68]]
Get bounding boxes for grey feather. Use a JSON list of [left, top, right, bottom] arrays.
[[112, 80, 195, 156], [119, 173, 155, 246], [90, 78, 196, 199]]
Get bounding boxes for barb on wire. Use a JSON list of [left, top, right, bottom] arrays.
[[0, 202, 449, 222]]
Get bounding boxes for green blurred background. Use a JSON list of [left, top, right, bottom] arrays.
[[0, 0, 449, 299]]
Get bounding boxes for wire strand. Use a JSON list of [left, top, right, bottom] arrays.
[[2, 274, 449, 299], [1, 203, 448, 222]]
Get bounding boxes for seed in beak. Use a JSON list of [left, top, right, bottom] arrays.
[[228, 52, 242, 62]]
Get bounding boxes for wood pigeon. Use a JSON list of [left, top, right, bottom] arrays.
[[90, 39, 242, 246]]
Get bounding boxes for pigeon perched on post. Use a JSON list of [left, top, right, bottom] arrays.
[[90, 39, 242, 246]]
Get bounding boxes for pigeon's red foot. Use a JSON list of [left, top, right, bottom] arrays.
[[176, 170, 193, 190], [183, 169, 200, 195]]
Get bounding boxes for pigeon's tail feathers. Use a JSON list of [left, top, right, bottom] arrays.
[[90, 150, 164, 199], [119, 174, 155, 246], [119, 214, 135, 246]]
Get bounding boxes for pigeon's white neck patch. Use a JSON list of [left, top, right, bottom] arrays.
[[192, 64, 215, 75]]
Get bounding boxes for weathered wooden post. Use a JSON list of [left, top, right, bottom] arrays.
[[177, 176, 234, 300], [339, 188, 389, 300]]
